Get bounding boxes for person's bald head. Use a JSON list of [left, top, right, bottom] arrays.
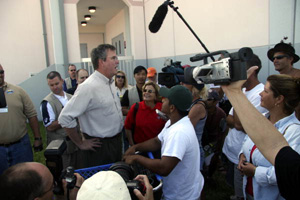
[[0, 162, 54, 200]]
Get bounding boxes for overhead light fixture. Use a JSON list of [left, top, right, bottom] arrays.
[[84, 15, 91, 21], [89, 6, 96, 13], [81, 21, 87, 26]]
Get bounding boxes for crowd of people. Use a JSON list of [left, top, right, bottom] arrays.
[[0, 41, 300, 200]]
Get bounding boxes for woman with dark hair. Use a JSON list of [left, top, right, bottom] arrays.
[[124, 81, 166, 146], [238, 74, 300, 200]]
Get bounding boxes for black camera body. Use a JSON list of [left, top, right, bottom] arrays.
[[158, 60, 184, 87], [185, 47, 253, 85], [44, 139, 66, 195], [109, 162, 146, 200], [64, 166, 77, 190]]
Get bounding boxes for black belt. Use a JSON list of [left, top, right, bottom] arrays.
[[83, 132, 121, 141], [0, 139, 21, 147]]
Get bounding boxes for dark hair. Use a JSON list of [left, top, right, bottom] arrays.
[[133, 65, 147, 75], [168, 101, 189, 117], [91, 44, 116, 70], [0, 164, 45, 200], [68, 64, 76, 70], [246, 54, 262, 76], [47, 71, 62, 80], [267, 74, 300, 115]]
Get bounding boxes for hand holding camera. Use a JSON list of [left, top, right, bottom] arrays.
[[133, 175, 154, 200]]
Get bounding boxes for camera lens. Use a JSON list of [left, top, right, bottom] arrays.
[[109, 162, 134, 182]]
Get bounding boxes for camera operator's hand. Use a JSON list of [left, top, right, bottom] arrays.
[[133, 175, 154, 200], [221, 66, 258, 95], [63, 173, 85, 200]]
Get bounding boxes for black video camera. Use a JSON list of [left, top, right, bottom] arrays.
[[185, 47, 253, 85], [158, 59, 184, 87], [109, 162, 146, 200], [44, 139, 66, 195]]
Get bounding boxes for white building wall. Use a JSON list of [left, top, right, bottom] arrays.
[[64, 3, 81, 63], [105, 9, 126, 45], [0, 0, 46, 84], [79, 33, 105, 56], [144, 0, 269, 59]]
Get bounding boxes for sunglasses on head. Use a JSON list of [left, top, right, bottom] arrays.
[[143, 89, 155, 93], [116, 75, 125, 79], [271, 55, 289, 62], [0, 70, 4, 74]]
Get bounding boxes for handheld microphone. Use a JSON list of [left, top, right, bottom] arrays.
[[148, 1, 169, 33]]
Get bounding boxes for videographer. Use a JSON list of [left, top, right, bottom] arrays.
[[0, 162, 83, 200]]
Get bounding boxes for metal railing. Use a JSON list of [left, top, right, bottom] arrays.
[[81, 56, 136, 85]]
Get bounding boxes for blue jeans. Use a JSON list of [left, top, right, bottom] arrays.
[[0, 134, 33, 174]]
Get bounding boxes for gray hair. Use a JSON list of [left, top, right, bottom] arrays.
[[91, 44, 116, 70]]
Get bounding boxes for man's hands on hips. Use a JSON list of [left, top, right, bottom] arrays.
[[78, 138, 102, 151]]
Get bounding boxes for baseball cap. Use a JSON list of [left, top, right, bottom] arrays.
[[207, 89, 220, 101], [77, 171, 131, 200], [147, 67, 157, 77], [159, 85, 192, 111]]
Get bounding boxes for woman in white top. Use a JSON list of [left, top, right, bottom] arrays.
[[238, 74, 300, 200]]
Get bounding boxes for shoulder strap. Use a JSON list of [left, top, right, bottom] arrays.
[[131, 102, 139, 143], [133, 102, 139, 120], [191, 98, 207, 109]]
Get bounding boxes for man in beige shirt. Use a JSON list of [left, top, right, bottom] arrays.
[[0, 64, 42, 174], [59, 44, 123, 168]]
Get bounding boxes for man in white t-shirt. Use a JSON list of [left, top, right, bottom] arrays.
[[124, 85, 204, 200], [222, 54, 268, 200]]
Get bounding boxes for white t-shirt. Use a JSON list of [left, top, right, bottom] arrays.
[[222, 83, 268, 164], [158, 116, 204, 200]]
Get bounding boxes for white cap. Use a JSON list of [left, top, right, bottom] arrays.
[[77, 171, 131, 200]]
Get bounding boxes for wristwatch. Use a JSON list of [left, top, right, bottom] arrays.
[[34, 137, 42, 141]]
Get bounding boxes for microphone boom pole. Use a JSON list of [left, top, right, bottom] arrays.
[[167, 1, 215, 61]]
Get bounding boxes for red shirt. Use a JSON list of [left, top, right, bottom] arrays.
[[125, 101, 166, 143]]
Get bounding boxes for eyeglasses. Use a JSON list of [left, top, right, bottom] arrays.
[[69, 69, 76, 72], [143, 89, 155, 93], [0, 70, 4, 74], [271, 55, 289, 62], [116, 75, 125, 79], [38, 179, 56, 197]]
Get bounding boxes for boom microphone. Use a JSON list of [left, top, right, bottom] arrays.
[[148, 1, 168, 33]]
